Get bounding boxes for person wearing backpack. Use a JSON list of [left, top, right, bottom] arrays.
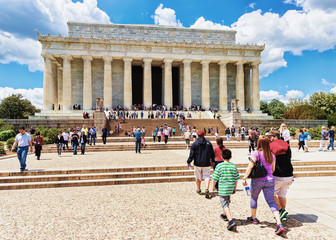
[[267, 130, 293, 222], [248, 130, 256, 154], [242, 136, 285, 235], [303, 128, 311, 152]]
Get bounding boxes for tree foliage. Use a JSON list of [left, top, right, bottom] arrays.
[[260, 99, 287, 119], [0, 94, 38, 119], [0, 120, 14, 131], [309, 92, 336, 115], [284, 105, 327, 120]]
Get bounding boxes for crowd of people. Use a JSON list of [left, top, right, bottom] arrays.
[[186, 129, 293, 235]]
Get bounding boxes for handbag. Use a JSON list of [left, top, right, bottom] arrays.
[[248, 151, 268, 178]]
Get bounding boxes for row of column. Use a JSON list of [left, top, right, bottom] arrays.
[[43, 55, 260, 112]]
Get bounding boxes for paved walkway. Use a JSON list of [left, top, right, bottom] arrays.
[[0, 148, 335, 172], [0, 177, 334, 239]]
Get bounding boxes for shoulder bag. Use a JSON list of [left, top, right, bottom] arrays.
[[248, 151, 268, 178]]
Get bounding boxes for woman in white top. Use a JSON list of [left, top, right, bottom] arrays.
[[279, 123, 290, 144]]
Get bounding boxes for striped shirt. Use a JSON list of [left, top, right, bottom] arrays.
[[212, 162, 240, 196]]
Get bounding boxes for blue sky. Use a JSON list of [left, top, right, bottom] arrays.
[[0, 0, 336, 108]]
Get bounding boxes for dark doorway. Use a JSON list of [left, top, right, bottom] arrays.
[[172, 67, 180, 107], [132, 66, 143, 105], [152, 66, 162, 105]]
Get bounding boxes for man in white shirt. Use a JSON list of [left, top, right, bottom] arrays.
[[11, 126, 33, 172], [184, 129, 192, 150], [62, 129, 70, 150], [164, 127, 170, 144]]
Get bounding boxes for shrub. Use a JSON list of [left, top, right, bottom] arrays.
[[6, 137, 17, 152], [327, 113, 336, 127], [43, 137, 53, 144], [0, 130, 16, 141], [35, 126, 61, 144], [284, 105, 327, 120], [0, 120, 14, 131], [0, 142, 6, 154]]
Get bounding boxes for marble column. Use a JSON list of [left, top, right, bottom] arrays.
[[82, 56, 93, 110], [123, 57, 133, 109], [201, 60, 210, 109], [218, 61, 228, 111], [42, 55, 53, 110], [51, 62, 58, 111], [244, 65, 252, 111], [252, 62, 261, 112], [164, 59, 173, 108], [57, 66, 63, 110], [235, 61, 245, 112], [103, 57, 113, 110], [183, 59, 192, 108], [62, 55, 73, 111], [143, 58, 153, 109]]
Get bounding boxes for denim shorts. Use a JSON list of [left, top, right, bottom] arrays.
[[220, 196, 231, 209]]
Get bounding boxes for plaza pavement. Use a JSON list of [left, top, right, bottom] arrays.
[[0, 149, 335, 239]]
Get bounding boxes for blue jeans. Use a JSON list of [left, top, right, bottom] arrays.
[[328, 138, 334, 150], [251, 179, 278, 212], [241, 134, 245, 141], [17, 146, 28, 171], [135, 139, 141, 153], [57, 143, 62, 155], [90, 135, 96, 145], [81, 143, 86, 154], [226, 134, 230, 141], [73, 143, 78, 154]]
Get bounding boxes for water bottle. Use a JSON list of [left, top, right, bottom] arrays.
[[245, 186, 251, 196]]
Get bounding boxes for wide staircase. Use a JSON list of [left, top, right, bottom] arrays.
[[108, 118, 226, 137], [1, 160, 335, 190]]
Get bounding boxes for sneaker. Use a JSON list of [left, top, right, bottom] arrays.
[[282, 217, 287, 221], [220, 214, 228, 221], [196, 190, 202, 195], [227, 220, 236, 231], [324, 150, 328, 152], [280, 209, 288, 220], [205, 189, 210, 199], [318, 149, 323, 152], [275, 224, 285, 235], [247, 216, 260, 225]]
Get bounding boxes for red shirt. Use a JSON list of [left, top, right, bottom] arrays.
[[213, 145, 226, 161]]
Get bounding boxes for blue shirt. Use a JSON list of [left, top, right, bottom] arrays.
[[329, 130, 334, 139], [15, 133, 31, 147], [303, 132, 310, 140], [134, 131, 143, 141], [298, 133, 305, 141], [90, 128, 96, 135]]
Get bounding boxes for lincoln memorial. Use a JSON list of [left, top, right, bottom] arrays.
[[38, 22, 264, 114]]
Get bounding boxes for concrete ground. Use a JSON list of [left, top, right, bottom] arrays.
[[0, 149, 335, 239], [0, 148, 334, 172]]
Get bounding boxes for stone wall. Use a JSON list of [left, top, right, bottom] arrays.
[[71, 59, 83, 106], [112, 60, 124, 106], [209, 63, 219, 109], [3, 119, 94, 131], [191, 63, 202, 106], [240, 119, 328, 129], [227, 63, 237, 109], [92, 59, 104, 107]]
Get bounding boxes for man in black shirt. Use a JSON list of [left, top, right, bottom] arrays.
[[268, 130, 294, 222]]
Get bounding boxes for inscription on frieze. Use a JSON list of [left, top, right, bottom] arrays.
[[68, 22, 236, 44]]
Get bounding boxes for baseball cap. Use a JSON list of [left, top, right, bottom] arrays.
[[197, 131, 205, 137]]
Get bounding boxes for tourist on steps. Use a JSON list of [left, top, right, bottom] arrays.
[[71, 130, 79, 155], [242, 136, 285, 235], [80, 131, 87, 155], [212, 137, 226, 190], [102, 126, 108, 144], [33, 132, 43, 160], [54, 131, 64, 157], [62, 129, 70, 150], [134, 128, 143, 153], [11, 126, 33, 172], [187, 131, 215, 199]]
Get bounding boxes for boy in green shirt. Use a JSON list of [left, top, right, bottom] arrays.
[[212, 149, 240, 231]]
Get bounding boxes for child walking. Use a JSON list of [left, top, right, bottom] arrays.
[[212, 149, 240, 231]]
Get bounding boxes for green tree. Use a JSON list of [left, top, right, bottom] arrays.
[[284, 105, 327, 119], [286, 98, 308, 108], [268, 99, 287, 119], [260, 100, 269, 114], [0, 94, 38, 119], [309, 92, 336, 115]]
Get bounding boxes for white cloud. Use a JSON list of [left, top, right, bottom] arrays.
[[249, 3, 256, 9], [260, 89, 305, 103], [190, 17, 231, 30], [152, 4, 182, 27], [0, 0, 110, 72], [0, 87, 43, 109], [284, 0, 336, 12], [321, 78, 336, 93]]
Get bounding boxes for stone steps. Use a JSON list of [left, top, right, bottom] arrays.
[[39, 141, 322, 153], [1, 161, 335, 190]]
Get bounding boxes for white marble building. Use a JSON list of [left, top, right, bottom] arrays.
[[38, 22, 264, 114]]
